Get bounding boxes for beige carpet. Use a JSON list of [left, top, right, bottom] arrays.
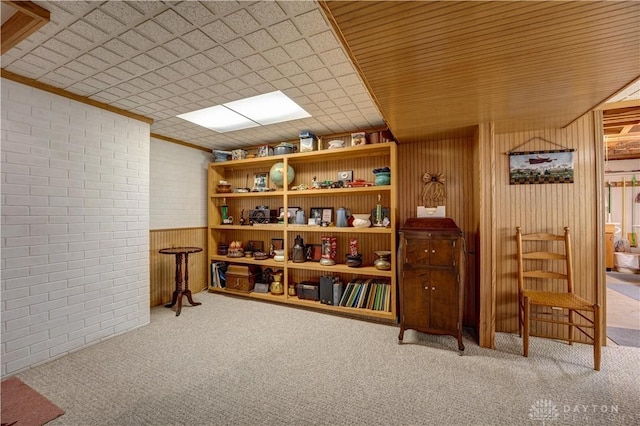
[[1, 376, 64, 426], [13, 292, 640, 425]]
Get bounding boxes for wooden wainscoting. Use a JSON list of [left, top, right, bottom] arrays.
[[150, 227, 208, 307]]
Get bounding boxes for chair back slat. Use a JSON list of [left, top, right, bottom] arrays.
[[523, 270, 567, 280], [522, 251, 565, 260]]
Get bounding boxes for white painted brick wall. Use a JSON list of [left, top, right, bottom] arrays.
[[149, 137, 211, 229], [1, 78, 151, 377]]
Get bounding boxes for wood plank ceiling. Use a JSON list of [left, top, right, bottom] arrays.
[[320, 1, 640, 143]]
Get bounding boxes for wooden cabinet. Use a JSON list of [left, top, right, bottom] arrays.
[[398, 217, 465, 351], [207, 139, 398, 322], [605, 223, 616, 270]]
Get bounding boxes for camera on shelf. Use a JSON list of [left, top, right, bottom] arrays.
[[249, 206, 278, 224]]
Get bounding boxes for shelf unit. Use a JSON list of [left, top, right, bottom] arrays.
[[207, 141, 398, 322]]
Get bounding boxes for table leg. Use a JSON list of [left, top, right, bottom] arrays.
[[183, 253, 202, 308], [165, 253, 184, 315]]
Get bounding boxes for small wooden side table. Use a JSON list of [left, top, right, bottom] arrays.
[[159, 247, 203, 316]]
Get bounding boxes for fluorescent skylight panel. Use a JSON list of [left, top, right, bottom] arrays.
[[176, 91, 310, 133], [177, 105, 259, 132], [225, 91, 311, 125]]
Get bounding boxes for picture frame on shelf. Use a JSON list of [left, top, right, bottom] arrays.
[[247, 240, 264, 252], [309, 207, 323, 225], [321, 208, 334, 224], [279, 206, 301, 223], [270, 238, 284, 256], [305, 244, 322, 261], [252, 172, 269, 191]]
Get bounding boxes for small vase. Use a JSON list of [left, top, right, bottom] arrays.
[[373, 250, 392, 270], [374, 171, 390, 186]]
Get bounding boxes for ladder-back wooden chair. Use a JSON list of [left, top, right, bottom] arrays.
[[515, 226, 601, 370]]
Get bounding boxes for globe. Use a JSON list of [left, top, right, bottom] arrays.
[[269, 162, 295, 188]]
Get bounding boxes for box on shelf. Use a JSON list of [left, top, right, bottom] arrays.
[[225, 264, 260, 292], [231, 149, 247, 160], [299, 130, 318, 152], [351, 132, 366, 146], [296, 281, 319, 301]]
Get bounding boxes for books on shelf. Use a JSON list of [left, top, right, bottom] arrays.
[[338, 278, 391, 312], [210, 262, 227, 288]]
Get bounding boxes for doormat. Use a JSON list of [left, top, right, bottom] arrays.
[[607, 326, 640, 348], [1, 376, 64, 426]]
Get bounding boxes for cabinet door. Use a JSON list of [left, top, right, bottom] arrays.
[[404, 239, 430, 263], [428, 269, 459, 333], [401, 269, 430, 329], [429, 238, 457, 267]]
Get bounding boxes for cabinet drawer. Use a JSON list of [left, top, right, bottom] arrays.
[[404, 238, 457, 266]]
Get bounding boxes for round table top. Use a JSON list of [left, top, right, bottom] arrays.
[[159, 247, 203, 255]]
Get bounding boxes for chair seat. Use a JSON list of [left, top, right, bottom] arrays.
[[521, 290, 595, 311]]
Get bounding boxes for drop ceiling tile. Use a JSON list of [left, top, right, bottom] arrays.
[[173, 2, 216, 26], [100, 1, 145, 25], [336, 74, 363, 88], [117, 60, 147, 76], [257, 67, 283, 81], [88, 46, 124, 64], [308, 31, 340, 53], [161, 83, 186, 96], [208, 66, 233, 82], [268, 20, 301, 45], [67, 20, 109, 44], [21, 54, 56, 71], [247, 1, 287, 26], [203, 46, 235, 65], [128, 1, 168, 17], [223, 78, 247, 91], [296, 55, 325, 72], [181, 30, 217, 51], [76, 53, 109, 70], [102, 39, 138, 60], [293, 9, 330, 36], [170, 60, 199, 77], [326, 88, 348, 100], [277, 61, 302, 76], [118, 30, 155, 51], [239, 72, 265, 87], [202, 1, 244, 18], [175, 78, 202, 92], [189, 73, 217, 88], [224, 9, 260, 34], [155, 66, 184, 82], [201, 20, 237, 44], [84, 8, 126, 34], [164, 38, 197, 57], [40, 71, 77, 88], [128, 77, 156, 92], [53, 29, 94, 52], [104, 66, 135, 81], [113, 82, 140, 95], [224, 38, 255, 59], [42, 38, 81, 60], [284, 39, 313, 59], [66, 81, 99, 96], [140, 72, 169, 87], [223, 60, 251, 77], [242, 54, 270, 71], [289, 73, 313, 87], [55, 66, 89, 82], [297, 82, 322, 95], [31, 46, 68, 65], [154, 9, 193, 35], [139, 19, 175, 43], [262, 46, 291, 65], [136, 91, 162, 103], [308, 92, 330, 103], [81, 77, 110, 92], [308, 68, 333, 82], [243, 29, 278, 52], [271, 77, 294, 90], [93, 72, 122, 86], [320, 48, 350, 66], [146, 46, 179, 65]]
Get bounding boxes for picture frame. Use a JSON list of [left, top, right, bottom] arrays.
[[321, 208, 334, 224], [247, 240, 264, 252], [270, 238, 284, 255], [508, 149, 575, 185], [279, 206, 301, 223], [305, 244, 322, 261], [309, 207, 323, 225], [253, 172, 269, 191]]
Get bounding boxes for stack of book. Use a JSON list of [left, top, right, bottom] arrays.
[[210, 262, 227, 289], [338, 279, 391, 312]]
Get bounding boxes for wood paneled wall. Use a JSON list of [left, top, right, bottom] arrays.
[[398, 112, 602, 347], [397, 136, 479, 332], [489, 113, 601, 342], [150, 227, 208, 307]]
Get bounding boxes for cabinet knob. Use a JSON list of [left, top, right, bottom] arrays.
[[432, 250, 436, 253], [424, 286, 429, 290], [432, 287, 436, 290]]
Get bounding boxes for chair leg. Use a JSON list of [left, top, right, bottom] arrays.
[[523, 296, 530, 357], [568, 309, 574, 346], [593, 305, 601, 371], [518, 299, 523, 338]]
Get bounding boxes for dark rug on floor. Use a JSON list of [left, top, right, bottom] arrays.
[[607, 283, 640, 301], [607, 326, 640, 348], [1, 376, 64, 426], [607, 271, 640, 283]]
